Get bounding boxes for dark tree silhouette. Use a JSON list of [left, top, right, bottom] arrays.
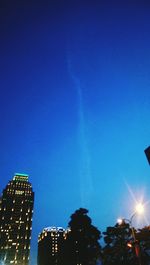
[[136, 226, 150, 265], [102, 221, 138, 265], [62, 208, 102, 265]]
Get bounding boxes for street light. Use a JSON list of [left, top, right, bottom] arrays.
[[117, 202, 145, 265], [135, 203, 144, 215], [117, 202, 145, 225]]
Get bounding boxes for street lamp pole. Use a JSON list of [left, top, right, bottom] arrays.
[[118, 202, 145, 265], [118, 215, 141, 265], [129, 213, 142, 265]]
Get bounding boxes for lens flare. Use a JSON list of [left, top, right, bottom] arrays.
[[124, 181, 150, 226], [117, 218, 123, 225], [135, 203, 144, 214]]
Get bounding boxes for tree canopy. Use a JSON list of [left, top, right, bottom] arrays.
[[103, 222, 150, 265], [103, 221, 137, 265], [61, 209, 150, 265], [63, 208, 102, 265]]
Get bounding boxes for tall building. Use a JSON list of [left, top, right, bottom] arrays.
[[0, 173, 34, 265], [38, 227, 68, 265]]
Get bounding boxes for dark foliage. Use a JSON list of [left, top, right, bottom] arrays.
[[62, 208, 102, 265], [61, 209, 150, 265], [102, 222, 138, 265], [136, 226, 150, 265]]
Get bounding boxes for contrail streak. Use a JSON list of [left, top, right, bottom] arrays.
[[67, 52, 93, 207]]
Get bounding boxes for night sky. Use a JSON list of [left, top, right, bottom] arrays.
[[1, 0, 150, 264]]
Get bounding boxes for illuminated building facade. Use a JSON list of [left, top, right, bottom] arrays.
[[38, 227, 68, 265], [0, 173, 34, 265]]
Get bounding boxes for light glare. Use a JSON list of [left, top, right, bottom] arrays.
[[135, 203, 144, 215], [117, 218, 123, 225]]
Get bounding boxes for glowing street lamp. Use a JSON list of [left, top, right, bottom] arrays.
[[117, 218, 123, 225], [117, 202, 145, 225], [135, 203, 144, 215]]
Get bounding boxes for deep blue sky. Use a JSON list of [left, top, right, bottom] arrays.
[[1, 0, 150, 264]]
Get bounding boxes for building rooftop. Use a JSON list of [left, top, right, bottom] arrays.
[[13, 173, 29, 182]]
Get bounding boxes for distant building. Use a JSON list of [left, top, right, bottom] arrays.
[[144, 146, 150, 165], [0, 173, 34, 265], [38, 227, 69, 265]]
